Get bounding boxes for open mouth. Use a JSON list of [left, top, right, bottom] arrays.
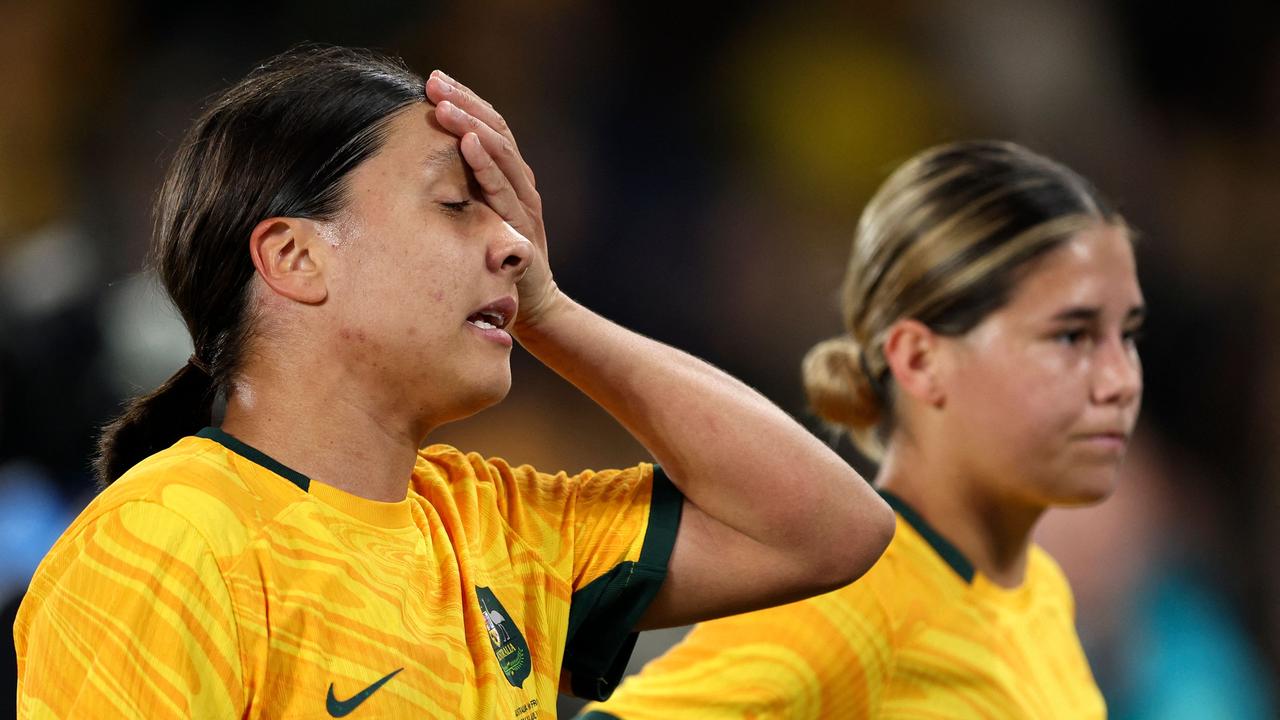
[[466, 309, 508, 331], [465, 296, 517, 335]]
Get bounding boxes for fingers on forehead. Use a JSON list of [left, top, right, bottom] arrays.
[[429, 70, 494, 110], [447, 104, 533, 193], [428, 78, 536, 197], [462, 138, 520, 215]]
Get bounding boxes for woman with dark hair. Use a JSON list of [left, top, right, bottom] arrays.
[[14, 46, 893, 718], [583, 141, 1145, 719]]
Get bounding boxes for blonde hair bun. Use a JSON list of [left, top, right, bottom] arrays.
[[802, 336, 882, 439], [812, 141, 1122, 460]]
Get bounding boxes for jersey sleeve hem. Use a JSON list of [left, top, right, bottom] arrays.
[[562, 466, 683, 701]]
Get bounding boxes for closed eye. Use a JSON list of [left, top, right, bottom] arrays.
[[439, 200, 472, 215]]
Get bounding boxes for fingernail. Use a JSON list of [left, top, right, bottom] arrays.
[[435, 69, 457, 84]]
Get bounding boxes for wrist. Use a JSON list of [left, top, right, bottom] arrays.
[[512, 284, 571, 341]]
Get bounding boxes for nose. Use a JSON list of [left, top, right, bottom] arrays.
[[486, 220, 533, 279], [1091, 335, 1142, 408]]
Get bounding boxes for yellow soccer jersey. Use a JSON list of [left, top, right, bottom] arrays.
[[582, 491, 1104, 719], [16, 427, 682, 719]]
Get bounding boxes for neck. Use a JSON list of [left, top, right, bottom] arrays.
[[220, 356, 431, 503], [876, 438, 1044, 588]]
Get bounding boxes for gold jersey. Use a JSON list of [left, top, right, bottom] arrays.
[[582, 492, 1104, 719], [17, 428, 682, 719]]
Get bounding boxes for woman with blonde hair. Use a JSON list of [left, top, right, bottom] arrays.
[[583, 140, 1145, 718]]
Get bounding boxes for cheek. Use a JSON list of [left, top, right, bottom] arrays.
[[1017, 352, 1086, 429], [951, 347, 1084, 455], [353, 234, 460, 309], [333, 261, 454, 354]]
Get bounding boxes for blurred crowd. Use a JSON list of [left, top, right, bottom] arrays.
[[1, 1, 1276, 717]]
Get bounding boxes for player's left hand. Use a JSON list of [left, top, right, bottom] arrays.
[[425, 70, 559, 333]]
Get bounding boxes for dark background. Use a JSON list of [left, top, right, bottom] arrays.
[[1, 2, 1277, 717]]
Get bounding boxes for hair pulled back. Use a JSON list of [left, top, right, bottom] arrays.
[[803, 140, 1124, 459], [96, 45, 424, 485]]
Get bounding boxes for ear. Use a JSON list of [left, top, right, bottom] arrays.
[[248, 217, 328, 304], [882, 318, 945, 407]]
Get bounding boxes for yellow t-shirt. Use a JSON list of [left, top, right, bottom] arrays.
[[16, 427, 682, 719], [581, 492, 1104, 719]]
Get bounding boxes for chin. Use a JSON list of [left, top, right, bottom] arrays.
[[479, 378, 513, 410], [448, 375, 513, 422], [1050, 466, 1123, 508]]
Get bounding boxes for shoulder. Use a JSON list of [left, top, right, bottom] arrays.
[[86, 435, 297, 557], [620, 541, 914, 702], [869, 515, 963, 597], [416, 442, 473, 469], [414, 443, 606, 501], [807, 515, 965, 636], [23, 496, 230, 630], [1027, 544, 1077, 607], [412, 444, 509, 500], [416, 443, 526, 482], [710, 522, 932, 633], [411, 445, 530, 523], [416, 444, 647, 486]]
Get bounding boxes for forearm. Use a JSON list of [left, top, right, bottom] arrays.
[[517, 292, 890, 577], [423, 74, 893, 622]]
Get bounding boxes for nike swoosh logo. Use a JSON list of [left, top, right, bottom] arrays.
[[326, 668, 403, 717]]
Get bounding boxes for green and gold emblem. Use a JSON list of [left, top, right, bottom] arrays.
[[475, 585, 531, 687]]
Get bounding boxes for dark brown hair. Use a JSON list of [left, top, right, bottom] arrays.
[[96, 45, 424, 485]]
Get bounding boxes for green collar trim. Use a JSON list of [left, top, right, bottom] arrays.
[[196, 426, 311, 493], [878, 489, 975, 583]]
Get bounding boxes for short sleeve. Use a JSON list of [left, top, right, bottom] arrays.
[[16, 502, 244, 719], [467, 455, 683, 701], [580, 561, 899, 719], [561, 466, 682, 700]]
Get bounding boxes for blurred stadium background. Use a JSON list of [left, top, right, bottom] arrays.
[[1, 1, 1277, 717]]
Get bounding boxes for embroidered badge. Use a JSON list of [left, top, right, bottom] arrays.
[[475, 585, 532, 688]]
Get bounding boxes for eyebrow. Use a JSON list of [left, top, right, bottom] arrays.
[[424, 145, 462, 171], [1051, 305, 1147, 323]]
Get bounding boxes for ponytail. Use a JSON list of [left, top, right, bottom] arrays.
[[94, 360, 216, 487]]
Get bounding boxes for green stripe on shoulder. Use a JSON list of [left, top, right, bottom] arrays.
[[577, 712, 625, 720]]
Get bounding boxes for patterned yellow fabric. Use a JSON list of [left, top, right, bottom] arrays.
[[582, 494, 1104, 719], [16, 428, 682, 719]]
